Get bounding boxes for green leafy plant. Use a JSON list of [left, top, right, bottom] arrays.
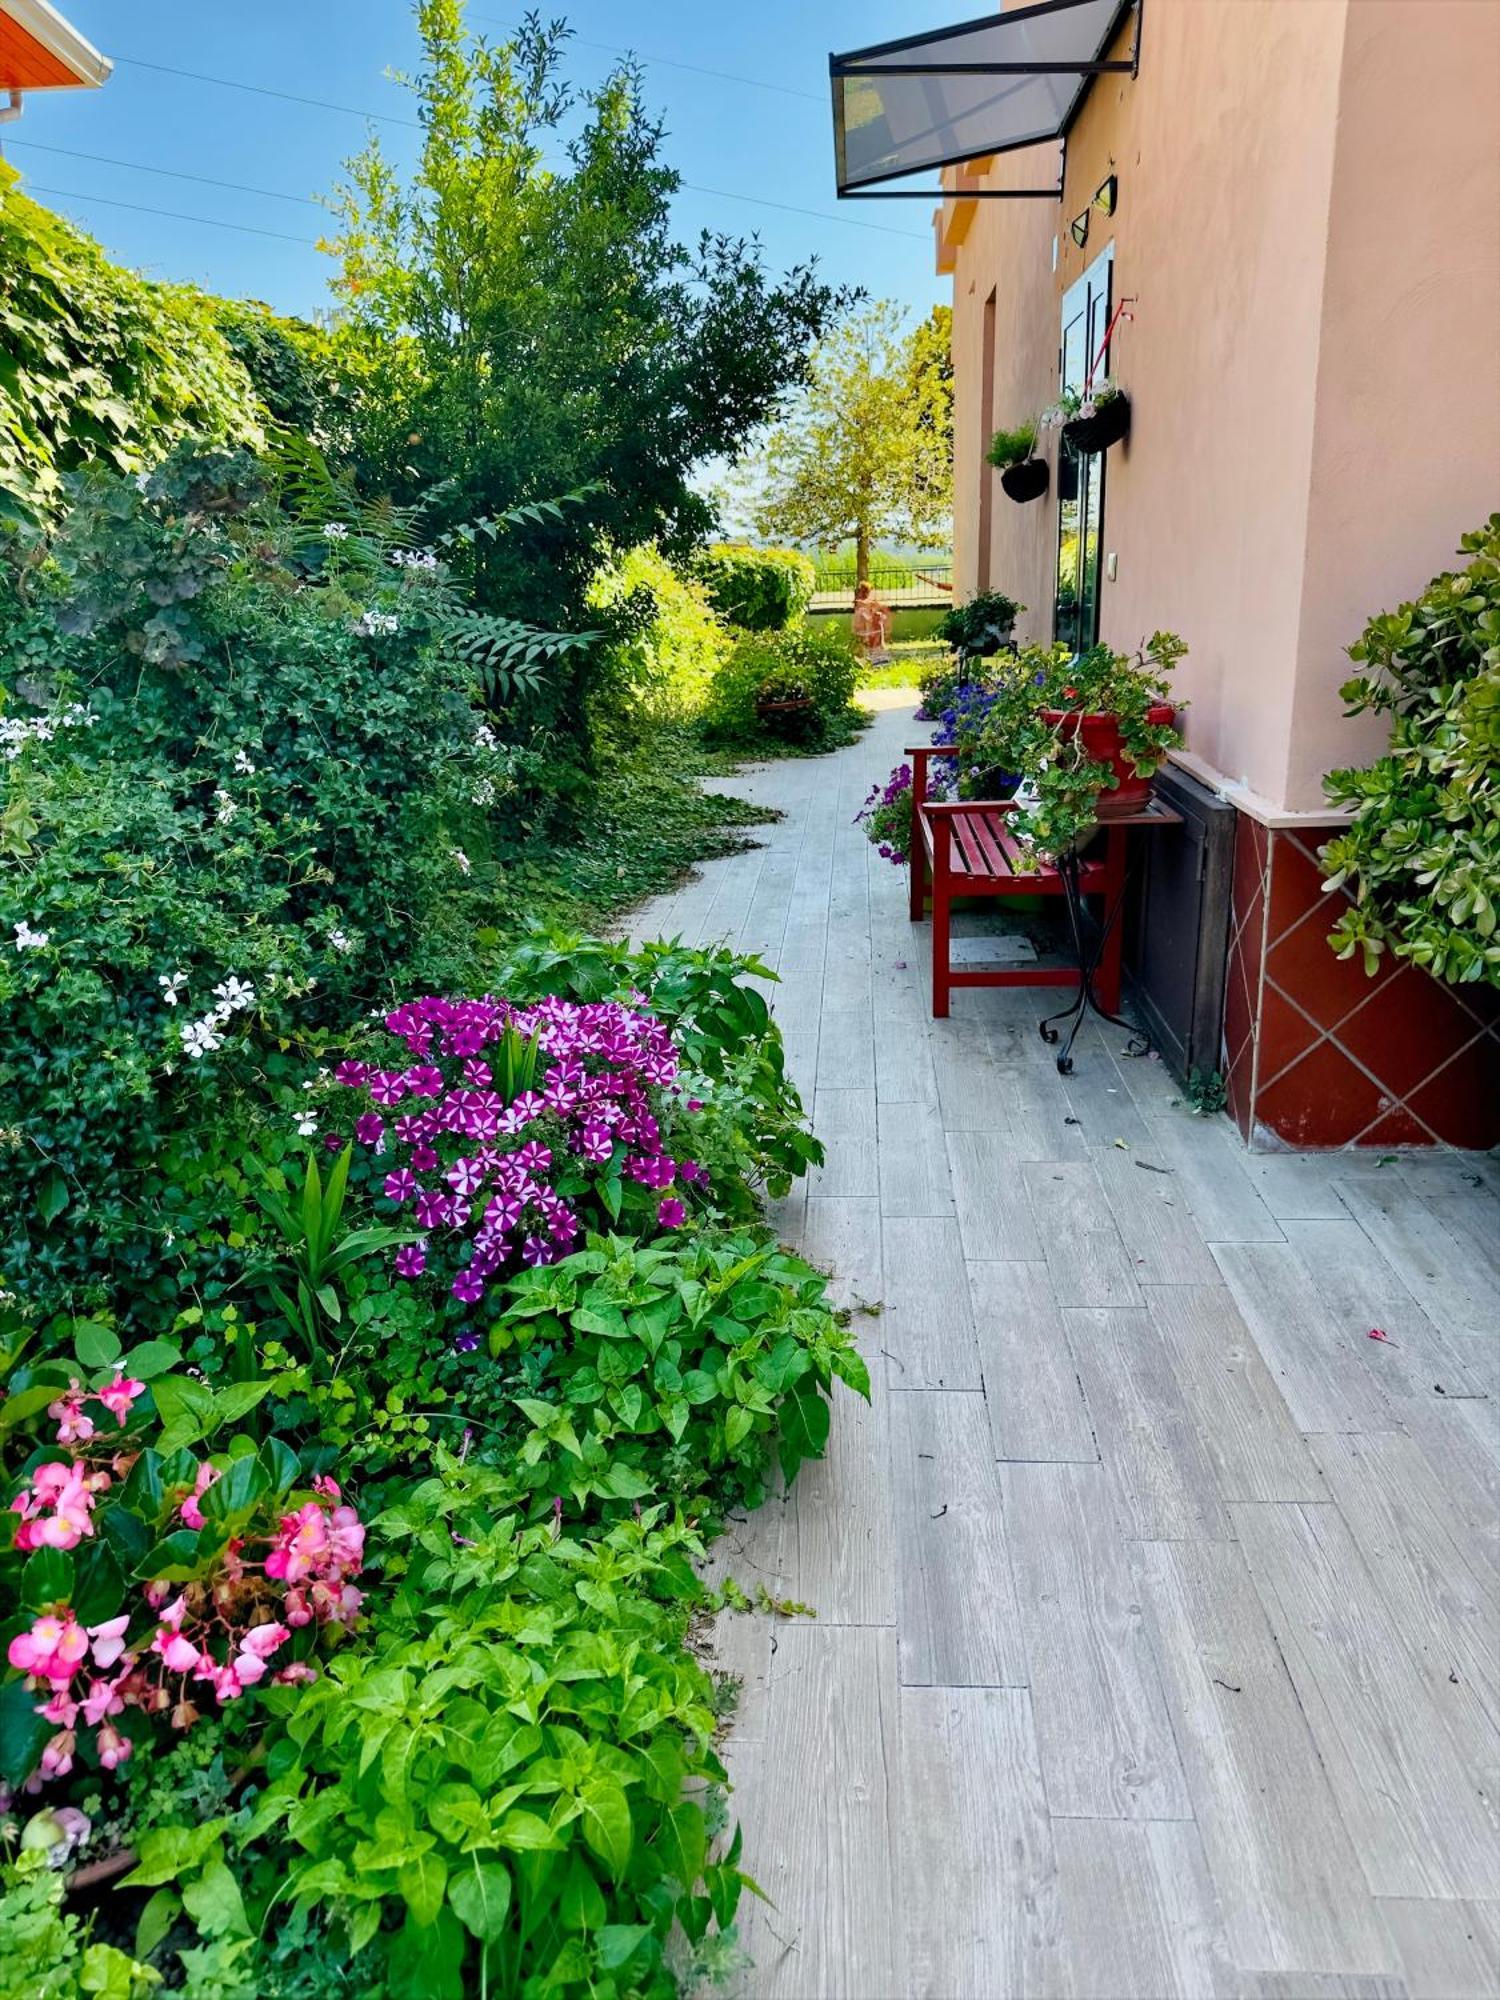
[[936, 592, 1022, 661], [1320, 517, 1500, 986], [1184, 1068, 1228, 1116], [235, 1455, 755, 2000], [257, 1148, 408, 1372], [985, 423, 1038, 470], [493, 1232, 870, 1518]]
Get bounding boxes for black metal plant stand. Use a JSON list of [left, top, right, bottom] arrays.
[[1037, 803, 1183, 1072]]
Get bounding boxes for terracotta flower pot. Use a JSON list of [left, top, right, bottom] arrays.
[[1040, 702, 1175, 815], [999, 458, 1049, 503], [1061, 392, 1130, 456]]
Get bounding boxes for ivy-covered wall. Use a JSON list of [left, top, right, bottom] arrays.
[[0, 164, 267, 523]]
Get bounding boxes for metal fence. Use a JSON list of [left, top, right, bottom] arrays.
[[808, 559, 953, 612]]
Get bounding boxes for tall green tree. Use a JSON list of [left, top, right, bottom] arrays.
[[321, 2, 846, 752], [751, 301, 953, 584]]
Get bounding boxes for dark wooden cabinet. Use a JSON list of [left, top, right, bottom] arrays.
[[1124, 764, 1236, 1083]]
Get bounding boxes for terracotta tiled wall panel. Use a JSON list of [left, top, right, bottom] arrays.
[[1223, 816, 1500, 1149]]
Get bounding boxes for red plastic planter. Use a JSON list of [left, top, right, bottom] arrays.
[[1039, 703, 1176, 815]]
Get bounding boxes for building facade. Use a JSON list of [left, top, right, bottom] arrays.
[[933, 0, 1499, 1147]]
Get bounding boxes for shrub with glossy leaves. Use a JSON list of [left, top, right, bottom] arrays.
[[1321, 517, 1500, 986]]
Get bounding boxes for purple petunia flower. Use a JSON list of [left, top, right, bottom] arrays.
[[657, 1197, 686, 1228], [679, 1159, 705, 1184], [451, 1268, 485, 1304], [354, 1112, 385, 1147], [452, 1329, 481, 1353], [383, 1169, 418, 1204], [446, 1156, 487, 1199], [395, 1242, 427, 1279], [520, 1234, 556, 1267]]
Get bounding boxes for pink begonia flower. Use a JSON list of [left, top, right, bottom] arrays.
[[81, 1676, 127, 1727], [97, 1725, 132, 1770], [179, 1461, 221, 1531], [96, 1373, 145, 1426], [36, 1689, 79, 1727], [311, 1475, 341, 1499], [240, 1621, 291, 1660], [48, 1383, 94, 1444], [273, 1661, 318, 1686], [8, 1613, 89, 1684], [88, 1615, 131, 1669], [39, 1731, 75, 1780], [155, 1631, 201, 1675]]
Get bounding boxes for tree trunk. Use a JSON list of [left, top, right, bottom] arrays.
[[855, 523, 871, 589]]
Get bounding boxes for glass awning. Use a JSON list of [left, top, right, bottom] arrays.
[[831, 0, 1138, 198]]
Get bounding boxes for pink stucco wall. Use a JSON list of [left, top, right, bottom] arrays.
[[945, 0, 1500, 814]]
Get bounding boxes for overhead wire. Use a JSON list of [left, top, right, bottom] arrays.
[[41, 49, 927, 245]]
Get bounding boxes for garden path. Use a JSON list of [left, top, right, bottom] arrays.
[[627, 699, 1500, 2000]]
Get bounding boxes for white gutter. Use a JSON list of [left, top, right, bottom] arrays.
[[0, 0, 113, 88], [0, 86, 23, 122]]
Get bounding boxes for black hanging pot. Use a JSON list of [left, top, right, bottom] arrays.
[[999, 458, 1049, 504], [1061, 392, 1131, 457]]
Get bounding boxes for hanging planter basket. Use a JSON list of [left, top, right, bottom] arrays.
[[1061, 392, 1131, 457], [999, 458, 1049, 504]]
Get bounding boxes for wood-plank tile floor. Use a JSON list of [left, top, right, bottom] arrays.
[[626, 701, 1500, 2000]]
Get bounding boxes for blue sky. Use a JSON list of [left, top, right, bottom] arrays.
[[4, 1, 952, 324]]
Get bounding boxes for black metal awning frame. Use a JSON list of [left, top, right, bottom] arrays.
[[830, 0, 1141, 203]]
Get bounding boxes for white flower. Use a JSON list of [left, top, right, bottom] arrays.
[[473, 723, 499, 751], [13, 920, 49, 951], [1, 705, 97, 760], [181, 1018, 224, 1060], [214, 789, 237, 825], [134, 472, 152, 494], [389, 548, 439, 571], [451, 847, 472, 876], [323, 522, 350, 541], [327, 927, 354, 955], [472, 777, 497, 807], [212, 976, 256, 1015], [294, 1112, 319, 1138], [232, 749, 257, 776], [158, 971, 188, 1006], [353, 609, 399, 638]]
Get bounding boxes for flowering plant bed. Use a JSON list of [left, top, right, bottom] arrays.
[[1, 925, 860, 1995]]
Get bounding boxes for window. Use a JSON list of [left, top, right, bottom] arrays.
[[1054, 242, 1113, 652]]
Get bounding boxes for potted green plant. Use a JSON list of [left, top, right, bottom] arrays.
[[987, 421, 1049, 503], [936, 590, 1023, 662], [1048, 379, 1130, 456], [969, 634, 1185, 857]]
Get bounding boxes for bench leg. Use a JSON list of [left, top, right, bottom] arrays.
[[931, 883, 951, 1016], [930, 824, 952, 1017], [908, 825, 927, 921]]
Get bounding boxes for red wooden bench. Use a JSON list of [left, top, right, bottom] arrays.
[[905, 743, 1127, 1019]]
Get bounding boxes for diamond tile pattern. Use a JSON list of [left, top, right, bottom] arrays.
[[1223, 822, 1500, 1147]]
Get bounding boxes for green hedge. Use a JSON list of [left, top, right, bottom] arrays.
[[0, 167, 266, 523], [692, 544, 814, 632]]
